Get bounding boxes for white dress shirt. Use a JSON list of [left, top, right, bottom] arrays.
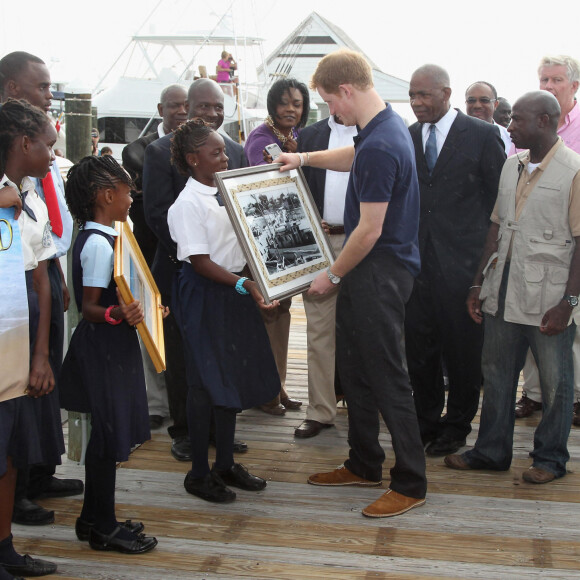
[[421, 107, 458, 156], [168, 177, 246, 272]]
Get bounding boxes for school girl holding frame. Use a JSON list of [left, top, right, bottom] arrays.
[[168, 118, 280, 503]]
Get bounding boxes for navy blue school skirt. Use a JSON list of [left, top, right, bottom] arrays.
[[59, 318, 150, 462], [0, 271, 64, 476], [172, 264, 280, 411]]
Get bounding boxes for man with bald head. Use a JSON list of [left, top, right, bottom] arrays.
[[445, 91, 580, 483], [406, 64, 506, 457], [143, 78, 247, 461]]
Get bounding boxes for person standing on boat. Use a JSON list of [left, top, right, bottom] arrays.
[[278, 48, 427, 518], [142, 78, 247, 462], [216, 51, 236, 84], [243, 78, 310, 416]]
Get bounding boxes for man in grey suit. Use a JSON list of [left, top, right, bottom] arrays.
[[143, 79, 247, 461], [406, 64, 506, 457]]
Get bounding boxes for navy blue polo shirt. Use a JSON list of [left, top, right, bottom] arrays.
[[344, 105, 421, 277]]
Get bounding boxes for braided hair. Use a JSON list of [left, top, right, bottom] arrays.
[[65, 155, 132, 227], [0, 98, 51, 177], [170, 117, 214, 177]]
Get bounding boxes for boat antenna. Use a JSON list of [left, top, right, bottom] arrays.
[[92, 0, 165, 94]]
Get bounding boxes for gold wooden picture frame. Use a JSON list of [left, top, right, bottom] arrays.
[[215, 164, 335, 303], [114, 221, 166, 372]]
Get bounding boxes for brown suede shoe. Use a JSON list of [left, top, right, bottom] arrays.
[[515, 393, 542, 418], [362, 489, 425, 518], [444, 454, 473, 470], [522, 466, 556, 484], [308, 465, 382, 487]]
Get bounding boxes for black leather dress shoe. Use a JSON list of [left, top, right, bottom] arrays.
[[213, 463, 267, 491], [425, 434, 467, 457], [28, 476, 84, 499], [75, 517, 145, 541], [88, 526, 157, 554], [1, 554, 57, 576], [294, 420, 333, 439], [184, 471, 236, 503], [149, 415, 164, 429], [12, 498, 54, 526], [210, 436, 248, 454], [171, 436, 191, 461]]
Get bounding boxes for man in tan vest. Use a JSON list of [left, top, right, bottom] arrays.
[[445, 91, 580, 484]]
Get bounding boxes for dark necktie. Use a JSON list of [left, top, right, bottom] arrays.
[[425, 124, 438, 174], [215, 191, 224, 207], [20, 190, 37, 222]]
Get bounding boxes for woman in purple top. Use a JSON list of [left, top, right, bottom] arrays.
[[244, 78, 310, 166]]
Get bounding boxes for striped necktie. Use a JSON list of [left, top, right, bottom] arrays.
[[425, 124, 438, 175]]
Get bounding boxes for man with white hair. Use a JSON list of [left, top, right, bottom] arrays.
[[514, 55, 580, 424]]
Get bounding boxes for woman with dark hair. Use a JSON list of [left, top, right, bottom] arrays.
[[244, 78, 310, 166], [243, 79, 309, 416]]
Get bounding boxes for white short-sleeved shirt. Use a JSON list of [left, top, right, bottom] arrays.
[[168, 177, 245, 272], [80, 221, 118, 288], [4, 175, 56, 271]]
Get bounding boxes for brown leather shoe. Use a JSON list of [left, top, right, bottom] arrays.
[[362, 489, 425, 518], [444, 454, 473, 470], [281, 396, 303, 410], [515, 393, 542, 418], [259, 402, 286, 415], [573, 401, 580, 427], [522, 466, 556, 484], [294, 420, 332, 439], [308, 465, 381, 487]]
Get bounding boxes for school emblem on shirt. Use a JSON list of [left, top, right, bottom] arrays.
[[43, 222, 53, 247]]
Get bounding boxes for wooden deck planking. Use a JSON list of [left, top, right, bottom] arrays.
[[12, 296, 580, 579]]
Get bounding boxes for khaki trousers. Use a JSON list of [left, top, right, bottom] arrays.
[[302, 234, 345, 424]]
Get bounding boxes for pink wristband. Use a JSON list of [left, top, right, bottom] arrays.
[[104, 305, 122, 325]]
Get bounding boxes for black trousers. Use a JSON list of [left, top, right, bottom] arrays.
[[162, 309, 189, 439], [404, 243, 483, 441], [337, 252, 427, 499]]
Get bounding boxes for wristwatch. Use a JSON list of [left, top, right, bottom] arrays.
[[327, 267, 341, 285], [563, 294, 579, 308]]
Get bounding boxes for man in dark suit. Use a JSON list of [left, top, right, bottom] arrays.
[[122, 84, 187, 267], [294, 115, 357, 439], [122, 84, 187, 431], [143, 78, 247, 461], [406, 64, 506, 457]]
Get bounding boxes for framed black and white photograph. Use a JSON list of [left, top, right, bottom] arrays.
[[215, 164, 335, 303]]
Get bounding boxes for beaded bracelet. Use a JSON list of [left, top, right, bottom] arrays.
[[297, 153, 305, 167], [104, 305, 122, 325], [235, 277, 249, 295]]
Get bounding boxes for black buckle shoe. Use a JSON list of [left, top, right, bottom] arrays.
[[88, 526, 157, 554], [75, 517, 145, 541], [213, 463, 267, 491], [184, 471, 236, 503]]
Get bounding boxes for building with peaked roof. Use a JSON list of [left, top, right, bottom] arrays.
[[257, 12, 410, 118]]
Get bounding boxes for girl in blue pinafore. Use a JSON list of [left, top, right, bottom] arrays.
[[168, 119, 280, 504], [59, 155, 157, 555]]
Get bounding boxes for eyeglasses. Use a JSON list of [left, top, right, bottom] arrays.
[[465, 97, 496, 105]]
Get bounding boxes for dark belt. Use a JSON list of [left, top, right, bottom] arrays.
[[327, 224, 345, 236]]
